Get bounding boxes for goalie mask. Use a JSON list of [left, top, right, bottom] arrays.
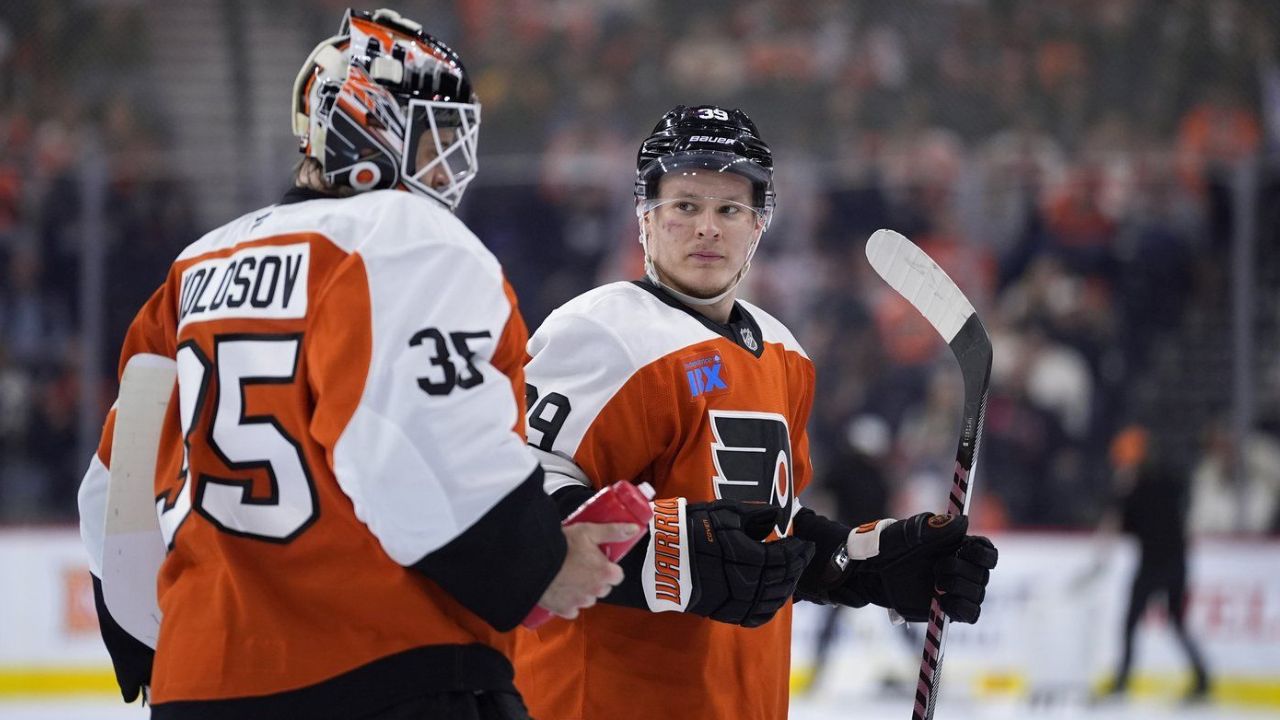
[[292, 8, 480, 208], [634, 105, 776, 306]]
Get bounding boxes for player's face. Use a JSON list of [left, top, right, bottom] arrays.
[[643, 172, 763, 300], [414, 126, 456, 191]]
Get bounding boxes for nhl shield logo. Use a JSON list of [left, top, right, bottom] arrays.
[[739, 327, 759, 351]]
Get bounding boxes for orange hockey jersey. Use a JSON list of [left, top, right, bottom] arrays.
[[514, 280, 816, 720], [77, 188, 562, 714]]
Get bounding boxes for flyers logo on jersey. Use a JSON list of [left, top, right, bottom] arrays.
[[708, 411, 794, 537], [178, 243, 310, 330], [683, 352, 729, 399]]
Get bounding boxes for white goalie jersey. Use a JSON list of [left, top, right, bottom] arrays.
[[78, 188, 541, 705]]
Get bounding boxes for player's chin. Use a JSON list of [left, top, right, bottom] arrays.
[[674, 270, 731, 295], [678, 278, 732, 300]]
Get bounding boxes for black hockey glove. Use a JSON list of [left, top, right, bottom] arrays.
[[802, 513, 997, 623], [91, 574, 153, 703], [587, 494, 814, 627], [597, 497, 815, 627], [682, 500, 815, 627]]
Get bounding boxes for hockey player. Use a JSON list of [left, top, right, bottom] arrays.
[[77, 9, 636, 719], [513, 105, 999, 719]]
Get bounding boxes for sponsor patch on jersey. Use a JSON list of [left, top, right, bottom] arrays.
[[681, 351, 729, 399], [178, 243, 310, 330]]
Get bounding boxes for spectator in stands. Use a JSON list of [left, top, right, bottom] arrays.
[[0, 246, 71, 370], [0, 0, 1277, 533], [1189, 420, 1280, 535]]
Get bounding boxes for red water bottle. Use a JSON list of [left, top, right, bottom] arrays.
[[521, 481, 655, 629]]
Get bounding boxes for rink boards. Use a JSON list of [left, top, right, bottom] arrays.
[[1, 528, 1277, 709], [790, 531, 1280, 708]]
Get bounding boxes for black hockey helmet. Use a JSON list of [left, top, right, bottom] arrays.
[[634, 104, 776, 219]]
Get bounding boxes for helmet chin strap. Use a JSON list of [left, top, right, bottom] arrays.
[[644, 255, 740, 307], [638, 214, 761, 309]]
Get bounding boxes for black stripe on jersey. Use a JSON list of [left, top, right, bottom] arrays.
[[632, 280, 766, 359], [411, 465, 568, 631], [150, 643, 516, 720], [550, 482, 596, 521]]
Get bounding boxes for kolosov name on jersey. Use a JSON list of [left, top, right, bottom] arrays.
[[178, 243, 310, 329]]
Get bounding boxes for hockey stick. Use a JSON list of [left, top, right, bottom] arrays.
[[864, 229, 992, 720], [103, 353, 177, 649]]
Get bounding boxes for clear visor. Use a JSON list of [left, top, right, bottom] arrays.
[[403, 99, 481, 208], [639, 150, 772, 190], [638, 195, 766, 230]]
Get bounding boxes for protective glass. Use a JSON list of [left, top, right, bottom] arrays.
[[403, 99, 481, 209]]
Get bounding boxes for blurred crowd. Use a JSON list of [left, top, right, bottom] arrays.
[[0, 0, 199, 519], [2, 0, 1279, 534]]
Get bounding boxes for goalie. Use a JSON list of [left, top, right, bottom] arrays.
[[76, 9, 636, 719]]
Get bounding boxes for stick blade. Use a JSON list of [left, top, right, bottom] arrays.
[[865, 229, 975, 344], [102, 353, 176, 649]]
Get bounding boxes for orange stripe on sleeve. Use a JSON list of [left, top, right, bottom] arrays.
[[495, 278, 530, 438]]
